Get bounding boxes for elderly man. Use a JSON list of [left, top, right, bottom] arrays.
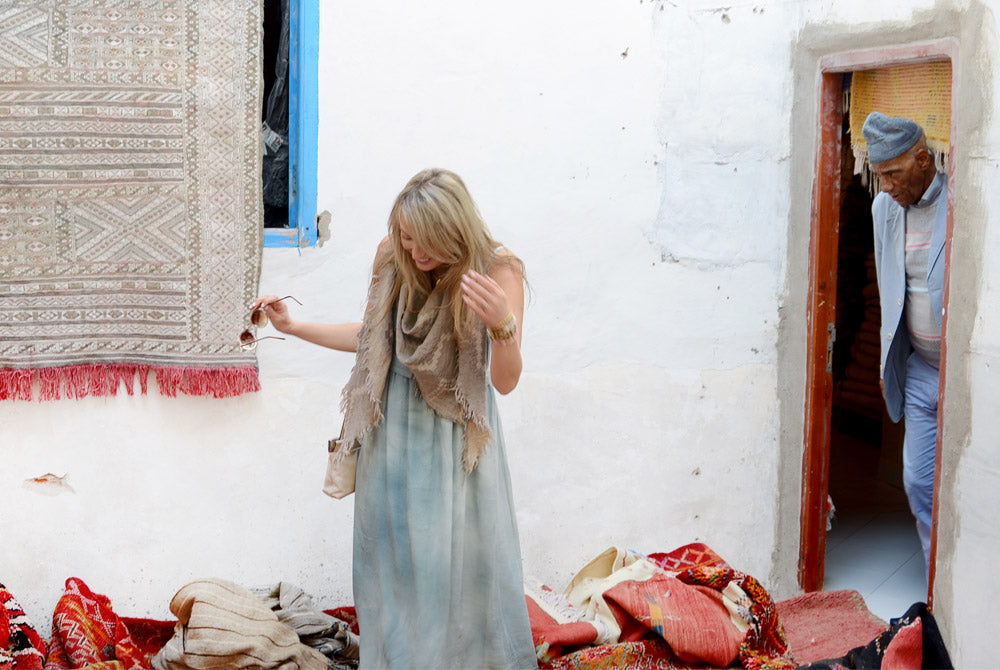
[[862, 111, 948, 572]]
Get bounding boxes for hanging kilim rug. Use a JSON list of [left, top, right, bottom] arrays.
[[0, 0, 263, 400], [848, 60, 952, 181]]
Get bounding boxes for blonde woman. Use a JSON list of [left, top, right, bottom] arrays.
[[252, 169, 536, 668]]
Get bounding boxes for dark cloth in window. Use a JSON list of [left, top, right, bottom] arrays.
[[262, 0, 289, 227]]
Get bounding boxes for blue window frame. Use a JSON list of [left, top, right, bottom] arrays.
[[265, 0, 319, 248]]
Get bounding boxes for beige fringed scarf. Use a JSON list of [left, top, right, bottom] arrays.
[[337, 264, 492, 473]]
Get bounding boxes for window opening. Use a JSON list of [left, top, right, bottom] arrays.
[[262, 0, 318, 248], [262, 0, 290, 229]]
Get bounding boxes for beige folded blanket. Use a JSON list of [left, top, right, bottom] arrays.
[[151, 579, 327, 670]]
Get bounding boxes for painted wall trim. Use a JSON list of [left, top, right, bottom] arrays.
[[265, 0, 319, 248], [819, 38, 959, 72]]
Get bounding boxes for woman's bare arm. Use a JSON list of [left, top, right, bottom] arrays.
[[460, 254, 525, 394], [250, 239, 391, 354]]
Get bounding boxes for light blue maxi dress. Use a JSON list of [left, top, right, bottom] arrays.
[[353, 355, 538, 669]]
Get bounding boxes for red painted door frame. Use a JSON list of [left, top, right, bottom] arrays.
[[799, 41, 958, 600], [798, 71, 842, 593]]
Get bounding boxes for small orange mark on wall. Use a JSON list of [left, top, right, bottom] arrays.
[[23, 472, 75, 496]]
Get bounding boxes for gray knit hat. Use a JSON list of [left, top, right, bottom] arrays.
[[862, 112, 923, 163]]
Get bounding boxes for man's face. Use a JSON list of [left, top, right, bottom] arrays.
[[871, 148, 933, 207]]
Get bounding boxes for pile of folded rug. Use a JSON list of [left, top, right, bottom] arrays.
[[525, 543, 794, 669], [3, 543, 952, 669], [2, 578, 358, 670], [523, 543, 952, 670], [151, 579, 357, 670]]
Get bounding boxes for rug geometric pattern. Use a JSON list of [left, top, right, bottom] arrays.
[[0, 0, 262, 398]]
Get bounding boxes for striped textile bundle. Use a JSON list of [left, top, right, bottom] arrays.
[[151, 579, 327, 670], [252, 583, 359, 667]]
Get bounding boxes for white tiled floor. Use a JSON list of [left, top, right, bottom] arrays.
[[823, 426, 928, 623], [824, 506, 927, 623]]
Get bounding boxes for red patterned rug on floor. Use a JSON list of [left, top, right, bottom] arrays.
[[21, 573, 893, 669], [45, 578, 151, 669], [527, 544, 797, 670], [775, 589, 887, 665], [1, 582, 46, 670]]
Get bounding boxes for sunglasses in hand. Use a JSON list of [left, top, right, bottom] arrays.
[[239, 295, 301, 351]]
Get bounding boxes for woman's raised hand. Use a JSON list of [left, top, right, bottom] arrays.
[[460, 270, 511, 329], [249, 294, 297, 334]]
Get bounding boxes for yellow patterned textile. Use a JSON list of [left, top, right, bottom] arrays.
[[849, 61, 952, 172]]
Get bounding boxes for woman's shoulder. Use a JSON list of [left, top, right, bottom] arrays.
[[377, 235, 392, 255], [368, 236, 397, 286], [490, 246, 524, 274], [374, 235, 394, 265], [488, 247, 524, 281]]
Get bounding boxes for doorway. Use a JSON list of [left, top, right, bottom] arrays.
[[820, 99, 924, 620], [798, 43, 957, 609]]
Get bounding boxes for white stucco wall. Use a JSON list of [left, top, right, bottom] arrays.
[[2, 0, 998, 665]]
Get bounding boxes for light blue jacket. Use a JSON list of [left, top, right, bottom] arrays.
[[872, 172, 948, 422]]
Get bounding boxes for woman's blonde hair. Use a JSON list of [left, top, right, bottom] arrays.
[[372, 168, 522, 339]]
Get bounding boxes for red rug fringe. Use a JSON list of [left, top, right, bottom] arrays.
[[0, 364, 260, 401]]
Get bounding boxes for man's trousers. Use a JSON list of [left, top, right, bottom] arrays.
[[902, 351, 940, 573]]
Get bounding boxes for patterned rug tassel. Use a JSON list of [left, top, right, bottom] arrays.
[[0, 365, 259, 401], [153, 366, 261, 398], [0, 369, 32, 401]]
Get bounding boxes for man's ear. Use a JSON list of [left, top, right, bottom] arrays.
[[915, 147, 933, 170]]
